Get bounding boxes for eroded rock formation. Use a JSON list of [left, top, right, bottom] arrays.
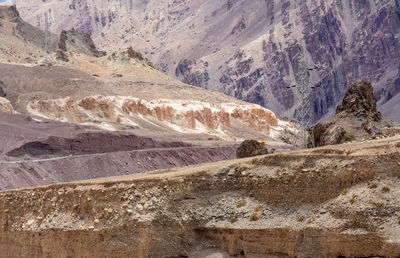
[[27, 96, 291, 140], [0, 97, 17, 114], [313, 80, 399, 147], [335, 80, 382, 121]]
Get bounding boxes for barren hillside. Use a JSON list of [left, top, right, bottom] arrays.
[[6, 0, 400, 122], [0, 5, 296, 145]]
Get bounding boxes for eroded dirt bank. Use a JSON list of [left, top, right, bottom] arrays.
[[0, 137, 399, 257]]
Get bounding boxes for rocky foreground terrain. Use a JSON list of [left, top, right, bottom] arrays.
[[0, 136, 399, 257], [6, 0, 400, 122]]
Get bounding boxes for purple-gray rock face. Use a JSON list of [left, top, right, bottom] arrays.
[[7, 0, 400, 122]]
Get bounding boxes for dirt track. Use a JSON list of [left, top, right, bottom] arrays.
[[0, 112, 238, 190]]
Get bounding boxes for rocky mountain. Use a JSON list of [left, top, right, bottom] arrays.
[[0, 5, 298, 190], [313, 80, 399, 146], [0, 5, 296, 146], [5, 0, 400, 123], [0, 5, 100, 65]]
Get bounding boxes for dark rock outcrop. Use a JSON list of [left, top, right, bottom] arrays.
[[127, 46, 144, 61], [236, 139, 272, 158], [55, 30, 69, 62], [58, 30, 68, 52], [83, 32, 101, 57], [175, 59, 209, 88], [313, 80, 398, 147], [335, 81, 382, 121], [55, 49, 69, 62]]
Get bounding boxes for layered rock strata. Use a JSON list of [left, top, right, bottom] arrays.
[[28, 96, 286, 139], [0, 137, 399, 256]]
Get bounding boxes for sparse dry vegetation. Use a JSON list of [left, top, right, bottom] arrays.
[[230, 213, 239, 223], [306, 218, 313, 224], [344, 133, 356, 142], [236, 200, 247, 208], [370, 201, 383, 208], [249, 213, 259, 221], [382, 186, 390, 193], [369, 183, 378, 189], [349, 195, 357, 205], [251, 158, 258, 165], [297, 215, 305, 222], [341, 189, 348, 195], [254, 205, 262, 212]]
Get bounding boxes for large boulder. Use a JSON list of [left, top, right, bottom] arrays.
[[313, 80, 398, 147], [236, 140, 272, 158]]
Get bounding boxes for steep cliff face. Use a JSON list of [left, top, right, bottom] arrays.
[[6, 0, 400, 122], [27, 96, 294, 142]]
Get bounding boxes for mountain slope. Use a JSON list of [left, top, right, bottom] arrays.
[[5, 0, 400, 123], [0, 6, 299, 190], [0, 5, 296, 146]]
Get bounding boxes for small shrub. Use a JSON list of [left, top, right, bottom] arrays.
[[236, 200, 247, 208], [297, 215, 305, 222], [251, 158, 258, 165], [382, 186, 390, 193], [306, 218, 313, 224], [369, 183, 378, 189], [370, 201, 383, 208], [254, 205, 262, 212], [344, 133, 356, 142], [349, 195, 357, 205], [249, 213, 259, 221], [230, 213, 239, 223], [260, 141, 266, 147], [341, 189, 348, 195], [398, 216, 400, 225]]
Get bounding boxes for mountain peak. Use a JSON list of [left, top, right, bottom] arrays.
[[336, 80, 382, 122]]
